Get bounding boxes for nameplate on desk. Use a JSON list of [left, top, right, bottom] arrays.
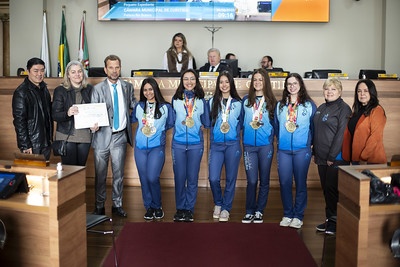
[[199, 72, 219, 77], [133, 71, 154, 77], [268, 72, 288, 78], [13, 153, 49, 167], [378, 73, 398, 79], [328, 73, 349, 79]]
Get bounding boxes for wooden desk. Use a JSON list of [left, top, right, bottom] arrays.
[[336, 165, 400, 267], [0, 161, 86, 267], [1, 77, 399, 188]]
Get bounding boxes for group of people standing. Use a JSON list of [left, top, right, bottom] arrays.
[[12, 50, 386, 233]]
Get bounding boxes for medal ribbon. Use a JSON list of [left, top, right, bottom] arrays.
[[286, 101, 298, 124], [142, 102, 155, 126], [252, 96, 265, 122], [184, 94, 196, 119], [221, 96, 232, 123]]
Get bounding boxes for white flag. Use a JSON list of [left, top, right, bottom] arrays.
[[41, 12, 50, 77]]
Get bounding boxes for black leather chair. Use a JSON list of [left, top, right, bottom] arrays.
[[88, 67, 107, 77], [359, 69, 386, 79], [311, 69, 342, 79], [86, 213, 118, 266]]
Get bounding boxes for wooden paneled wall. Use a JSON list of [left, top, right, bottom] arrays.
[[1, 77, 399, 188]]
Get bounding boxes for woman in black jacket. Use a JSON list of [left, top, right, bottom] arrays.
[[52, 60, 95, 166]]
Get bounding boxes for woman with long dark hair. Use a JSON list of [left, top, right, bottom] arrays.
[[342, 79, 386, 164], [241, 68, 277, 224], [171, 69, 210, 222], [131, 77, 174, 220], [275, 73, 316, 229], [208, 71, 242, 222]]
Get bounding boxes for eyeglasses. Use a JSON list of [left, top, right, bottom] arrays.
[[287, 82, 299, 87]]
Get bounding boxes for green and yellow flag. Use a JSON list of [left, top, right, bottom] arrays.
[[58, 9, 70, 77]]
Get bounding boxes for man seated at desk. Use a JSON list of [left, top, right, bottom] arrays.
[[199, 48, 231, 75]]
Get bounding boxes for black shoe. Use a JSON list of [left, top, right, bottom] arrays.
[[325, 221, 336, 235], [93, 207, 105, 215], [154, 208, 164, 220], [112, 206, 127, 217], [173, 209, 185, 222], [184, 210, 194, 222], [316, 221, 326, 232], [144, 208, 155, 220]]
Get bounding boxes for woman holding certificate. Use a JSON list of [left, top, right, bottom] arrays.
[[131, 78, 174, 221], [241, 68, 277, 224], [52, 60, 95, 166], [275, 73, 316, 229], [171, 69, 210, 222], [208, 71, 242, 222]]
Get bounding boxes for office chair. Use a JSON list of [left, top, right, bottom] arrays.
[[86, 213, 118, 267], [88, 67, 107, 77], [0, 219, 6, 249], [311, 69, 342, 79], [359, 69, 386, 79]]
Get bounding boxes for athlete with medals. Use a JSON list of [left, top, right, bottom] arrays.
[[171, 69, 210, 222], [241, 68, 277, 224], [275, 73, 316, 229], [130, 78, 174, 221], [208, 71, 242, 222]]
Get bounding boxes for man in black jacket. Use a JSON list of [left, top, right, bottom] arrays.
[[12, 57, 53, 160], [199, 48, 232, 75]]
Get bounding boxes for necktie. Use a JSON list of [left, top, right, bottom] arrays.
[[210, 66, 215, 72], [112, 84, 119, 130]]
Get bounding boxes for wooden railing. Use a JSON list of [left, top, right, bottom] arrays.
[[1, 77, 399, 188]]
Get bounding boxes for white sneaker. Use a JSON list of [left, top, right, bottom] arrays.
[[219, 210, 229, 222], [242, 214, 254, 223], [213, 205, 221, 219], [289, 218, 303, 229], [253, 211, 263, 223], [279, 217, 293, 227]]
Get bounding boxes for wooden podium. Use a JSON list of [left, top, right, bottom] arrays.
[[336, 165, 400, 267], [0, 161, 86, 267]]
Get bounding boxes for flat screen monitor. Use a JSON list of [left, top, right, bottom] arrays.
[[98, 0, 329, 22], [221, 59, 239, 78]]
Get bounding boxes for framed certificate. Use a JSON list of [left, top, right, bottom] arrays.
[[73, 103, 109, 129]]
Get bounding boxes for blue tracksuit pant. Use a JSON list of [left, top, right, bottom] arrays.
[[172, 144, 204, 212], [134, 146, 165, 210], [243, 144, 274, 215], [277, 147, 312, 220], [208, 141, 242, 212]]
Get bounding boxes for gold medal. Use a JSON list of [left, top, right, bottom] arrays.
[[250, 120, 260, 130], [185, 117, 195, 128], [285, 121, 297, 133], [141, 125, 154, 137], [220, 122, 230, 133]]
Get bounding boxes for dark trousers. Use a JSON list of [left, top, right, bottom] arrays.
[[317, 161, 349, 220], [61, 142, 91, 166]]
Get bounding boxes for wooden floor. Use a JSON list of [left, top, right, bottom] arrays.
[[86, 186, 335, 267]]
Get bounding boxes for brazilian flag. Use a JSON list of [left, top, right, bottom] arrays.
[[58, 10, 70, 77]]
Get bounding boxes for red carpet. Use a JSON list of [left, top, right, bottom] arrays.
[[103, 222, 317, 267]]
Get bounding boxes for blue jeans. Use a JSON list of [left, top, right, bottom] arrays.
[[134, 146, 165, 210], [277, 147, 312, 220], [243, 144, 274, 214], [172, 143, 204, 212], [208, 142, 241, 212]]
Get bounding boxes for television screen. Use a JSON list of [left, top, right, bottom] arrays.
[[97, 0, 329, 22], [221, 59, 239, 78]]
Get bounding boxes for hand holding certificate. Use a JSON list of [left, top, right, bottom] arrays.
[[73, 103, 110, 129]]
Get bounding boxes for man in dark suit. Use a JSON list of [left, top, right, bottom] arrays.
[[91, 54, 136, 217], [199, 48, 231, 74]]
